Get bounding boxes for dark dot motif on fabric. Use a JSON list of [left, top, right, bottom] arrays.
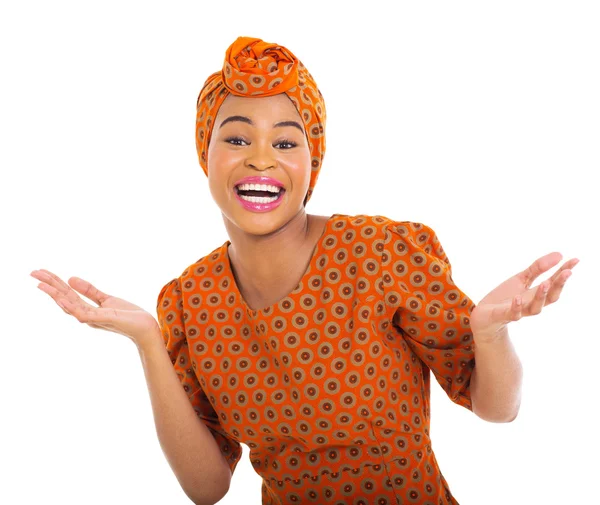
[[156, 214, 476, 503]]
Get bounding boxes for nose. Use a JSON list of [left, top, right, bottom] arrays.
[[244, 142, 276, 171]]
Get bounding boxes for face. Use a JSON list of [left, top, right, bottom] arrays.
[[207, 94, 312, 236]]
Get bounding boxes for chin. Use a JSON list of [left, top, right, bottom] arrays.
[[226, 205, 304, 237]]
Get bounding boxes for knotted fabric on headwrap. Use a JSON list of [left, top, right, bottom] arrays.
[[196, 36, 326, 204]]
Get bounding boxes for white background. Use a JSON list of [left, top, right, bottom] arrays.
[[2, 1, 598, 503]]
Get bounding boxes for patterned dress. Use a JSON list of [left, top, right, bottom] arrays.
[[156, 214, 476, 505]]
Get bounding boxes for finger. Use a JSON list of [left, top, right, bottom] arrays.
[[519, 252, 563, 289], [55, 296, 87, 322], [47, 271, 110, 305], [35, 280, 72, 311], [33, 269, 108, 306], [524, 281, 549, 316], [511, 295, 523, 321], [546, 269, 573, 305], [53, 291, 71, 314], [496, 296, 523, 322], [34, 275, 110, 328], [548, 258, 579, 284], [34, 275, 96, 313], [67, 276, 111, 305], [33, 269, 72, 294], [33, 269, 85, 306]]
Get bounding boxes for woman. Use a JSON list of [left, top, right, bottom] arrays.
[[30, 36, 578, 505]]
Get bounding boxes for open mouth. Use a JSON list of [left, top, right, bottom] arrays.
[[234, 183, 286, 203]]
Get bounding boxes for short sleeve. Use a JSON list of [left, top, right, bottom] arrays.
[[382, 222, 476, 411], [156, 277, 243, 475]]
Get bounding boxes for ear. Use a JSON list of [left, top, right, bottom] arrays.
[[303, 188, 312, 207]]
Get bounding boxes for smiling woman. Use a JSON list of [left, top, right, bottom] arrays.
[[28, 32, 579, 505], [195, 37, 326, 209], [207, 94, 312, 233], [21, 5, 591, 504], [151, 35, 506, 505]]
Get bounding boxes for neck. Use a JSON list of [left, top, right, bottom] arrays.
[[224, 210, 315, 306]]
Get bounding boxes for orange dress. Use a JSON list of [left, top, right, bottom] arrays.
[[156, 214, 476, 505]]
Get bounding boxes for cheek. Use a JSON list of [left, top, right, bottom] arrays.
[[207, 148, 233, 198], [208, 143, 241, 170], [284, 150, 312, 183], [207, 146, 242, 184]]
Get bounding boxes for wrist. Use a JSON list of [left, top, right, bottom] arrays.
[[473, 325, 510, 345], [135, 328, 165, 356]]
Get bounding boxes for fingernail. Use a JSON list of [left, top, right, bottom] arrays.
[[543, 283, 550, 293]]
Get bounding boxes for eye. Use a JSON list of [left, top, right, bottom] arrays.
[[225, 136, 248, 146], [274, 138, 297, 149]]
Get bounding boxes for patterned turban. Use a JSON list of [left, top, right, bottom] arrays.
[[196, 36, 326, 204]]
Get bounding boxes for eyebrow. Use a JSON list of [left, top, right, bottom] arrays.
[[219, 115, 304, 133]]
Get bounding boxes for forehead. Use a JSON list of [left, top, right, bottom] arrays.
[[215, 93, 301, 122]]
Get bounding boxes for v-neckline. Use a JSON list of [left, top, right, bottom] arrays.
[[223, 214, 341, 316]]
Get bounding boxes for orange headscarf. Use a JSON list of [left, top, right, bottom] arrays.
[[195, 36, 326, 204]]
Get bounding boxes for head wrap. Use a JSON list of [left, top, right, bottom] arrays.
[[196, 36, 326, 204]]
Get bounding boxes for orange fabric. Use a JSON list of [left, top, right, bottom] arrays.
[[157, 214, 476, 504], [195, 36, 326, 204]]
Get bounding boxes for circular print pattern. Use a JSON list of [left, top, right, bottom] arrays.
[[157, 214, 476, 504]]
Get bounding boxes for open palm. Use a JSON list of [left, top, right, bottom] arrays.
[[31, 269, 160, 345], [470, 252, 579, 342]]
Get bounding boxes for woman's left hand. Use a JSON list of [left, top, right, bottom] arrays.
[[469, 252, 579, 343]]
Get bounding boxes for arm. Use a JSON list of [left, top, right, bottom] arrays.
[[470, 327, 523, 423], [137, 331, 232, 505], [469, 252, 578, 423]]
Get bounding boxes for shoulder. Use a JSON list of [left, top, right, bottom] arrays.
[[180, 242, 229, 284], [375, 217, 451, 268], [330, 214, 438, 245], [157, 241, 229, 308], [380, 219, 442, 255], [326, 213, 399, 237], [331, 214, 450, 269], [322, 214, 441, 268]]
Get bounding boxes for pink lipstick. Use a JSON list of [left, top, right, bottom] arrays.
[[234, 175, 286, 213], [234, 176, 284, 188]]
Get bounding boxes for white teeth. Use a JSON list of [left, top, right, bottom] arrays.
[[236, 183, 282, 193], [239, 194, 279, 203]]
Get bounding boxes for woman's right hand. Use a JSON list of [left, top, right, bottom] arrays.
[[31, 268, 161, 348]]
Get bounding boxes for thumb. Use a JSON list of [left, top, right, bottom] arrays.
[[67, 277, 110, 305]]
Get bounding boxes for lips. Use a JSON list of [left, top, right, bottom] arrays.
[[233, 175, 285, 189], [232, 175, 287, 213]]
